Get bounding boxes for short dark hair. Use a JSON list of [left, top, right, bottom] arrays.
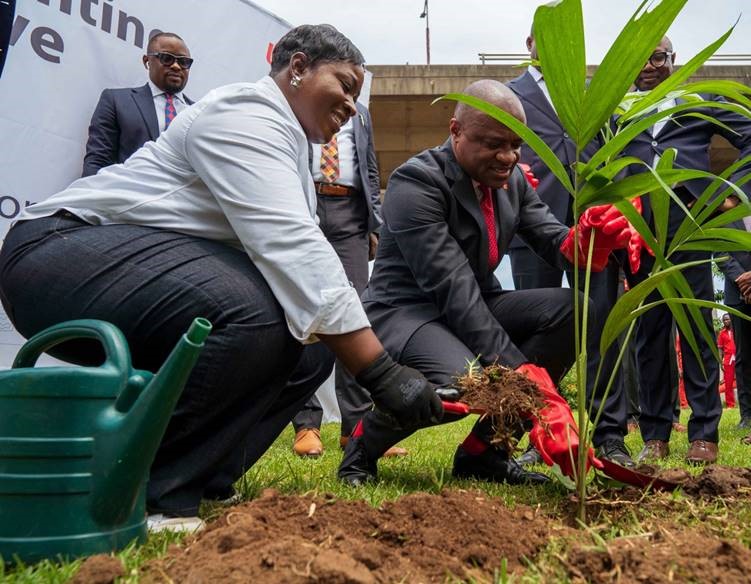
[[270, 24, 365, 75], [147, 32, 185, 53]]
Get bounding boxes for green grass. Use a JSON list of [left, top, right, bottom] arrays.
[[3, 407, 751, 582]]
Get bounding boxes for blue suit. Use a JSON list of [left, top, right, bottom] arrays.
[[82, 83, 193, 177]]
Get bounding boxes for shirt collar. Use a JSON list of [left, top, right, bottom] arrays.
[[527, 65, 543, 83], [148, 80, 184, 103]]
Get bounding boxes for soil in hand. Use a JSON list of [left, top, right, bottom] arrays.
[[141, 489, 555, 583], [455, 364, 543, 453]]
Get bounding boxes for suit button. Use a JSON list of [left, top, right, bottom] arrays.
[[563, 132, 569, 138], [651, 140, 658, 147]]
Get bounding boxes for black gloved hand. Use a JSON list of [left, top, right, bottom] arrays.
[[356, 352, 443, 428]]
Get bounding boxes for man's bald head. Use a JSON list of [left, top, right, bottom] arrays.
[[454, 80, 527, 127], [449, 80, 527, 188]]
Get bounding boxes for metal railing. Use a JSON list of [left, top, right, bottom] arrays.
[[478, 53, 751, 65]]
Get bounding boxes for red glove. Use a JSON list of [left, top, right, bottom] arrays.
[[624, 198, 653, 274], [518, 363, 602, 479], [519, 163, 539, 189], [560, 204, 633, 271]]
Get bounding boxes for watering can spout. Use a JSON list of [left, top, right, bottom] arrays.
[[91, 318, 212, 525]]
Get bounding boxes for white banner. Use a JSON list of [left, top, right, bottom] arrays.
[[0, 0, 291, 366]]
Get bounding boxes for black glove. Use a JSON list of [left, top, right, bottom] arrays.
[[356, 352, 443, 428]]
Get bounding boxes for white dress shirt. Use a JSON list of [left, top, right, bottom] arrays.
[[20, 76, 370, 343], [148, 80, 189, 132], [527, 65, 556, 112]]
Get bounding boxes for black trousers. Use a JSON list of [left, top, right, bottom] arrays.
[[356, 288, 581, 459], [0, 214, 334, 515], [627, 250, 721, 443], [293, 192, 372, 436], [510, 246, 626, 446], [731, 304, 751, 421]]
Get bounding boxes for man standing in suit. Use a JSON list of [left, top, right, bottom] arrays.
[[722, 219, 751, 432], [291, 104, 410, 458], [624, 37, 751, 464], [507, 29, 633, 467], [337, 80, 634, 486], [82, 32, 194, 176]]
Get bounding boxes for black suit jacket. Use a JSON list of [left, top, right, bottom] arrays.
[[720, 221, 751, 306], [82, 83, 193, 177], [309, 102, 382, 233], [620, 94, 751, 234], [362, 139, 570, 368], [507, 70, 602, 246]]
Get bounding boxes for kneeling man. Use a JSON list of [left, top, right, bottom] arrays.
[[339, 80, 633, 486]]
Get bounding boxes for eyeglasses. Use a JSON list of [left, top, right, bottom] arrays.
[[647, 51, 673, 68], [147, 52, 194, 70]]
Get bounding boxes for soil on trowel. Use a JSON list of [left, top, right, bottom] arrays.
[[455, 364, 543, 453], [633, 464, 691, 484], [566, 526, 751, 583], [141, 488, 556, 583], [70, 554, 125, 584]]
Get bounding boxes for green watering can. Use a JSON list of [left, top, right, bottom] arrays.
[[0, 317, 211, 564]]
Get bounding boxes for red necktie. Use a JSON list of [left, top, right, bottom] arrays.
[[164, 93, 177, 129], [480, 185, 499, 268]]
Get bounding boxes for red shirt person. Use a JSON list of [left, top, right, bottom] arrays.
[[718, 313, 737, 407]]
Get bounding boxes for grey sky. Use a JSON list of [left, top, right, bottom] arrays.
[[252, 1, 750, 65]]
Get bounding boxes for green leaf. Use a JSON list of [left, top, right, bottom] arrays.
[[532, 0, 587, 144], [433, 93, 575, 194], [677, 227, 751, 251], [578, 0, 688, 147]]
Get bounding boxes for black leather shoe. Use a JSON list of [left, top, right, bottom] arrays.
[[596, 439, 635, 468], [452, 445, 550, 485], [515, 443, 543, 467], [338, 435, 378, 486]]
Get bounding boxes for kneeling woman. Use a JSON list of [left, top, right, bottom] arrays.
[[0, 25, 441, 527]]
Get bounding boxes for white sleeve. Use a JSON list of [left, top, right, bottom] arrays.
[[184, 89, 369, 342]]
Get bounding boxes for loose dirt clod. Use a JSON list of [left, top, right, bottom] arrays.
[[682, 465, 751, 498], [70, 554, 125, 584], [140, 489, 553, 583], [455, 363, 543, 452]]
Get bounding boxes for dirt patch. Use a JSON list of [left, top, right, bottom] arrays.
[[632, 464, 691, 485], [141, 489, 556, 583], [566, 527, 751, 583], [682, 465, 751, 498], [70, 554, 125, 584], [456, 364, 543, 452]]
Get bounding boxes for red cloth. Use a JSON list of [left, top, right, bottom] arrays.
[[718, 328, 736, 366], [479, 185, 499, 269]]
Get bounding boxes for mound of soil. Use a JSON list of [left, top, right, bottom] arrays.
[[70, 554, 125, 584], [141, 489, 555, 583], [566, 527, 751, 583], [682, 465, 751, 498]]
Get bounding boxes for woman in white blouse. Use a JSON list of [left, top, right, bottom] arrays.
[[0, 24, 442, 530]]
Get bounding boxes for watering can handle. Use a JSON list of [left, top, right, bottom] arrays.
[[12, 319, 131, 374]]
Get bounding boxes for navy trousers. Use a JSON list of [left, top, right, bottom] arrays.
[[0, 213, 334, 515]]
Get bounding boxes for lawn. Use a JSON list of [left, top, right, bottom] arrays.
[[3, 407, 751, 582]]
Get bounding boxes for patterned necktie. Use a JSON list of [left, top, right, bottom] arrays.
[[164, 93, 177, 129], [480, 185, 499, 268], [320, 136, 339, 183]]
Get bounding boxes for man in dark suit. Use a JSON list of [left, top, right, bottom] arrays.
[[337, 80, 632, 486], [623, 36, 751, 464], [82, 32, 194, 177], [720, 219, 751, 433], [291, 103, 404, 457], [507, 30, 632, 467]]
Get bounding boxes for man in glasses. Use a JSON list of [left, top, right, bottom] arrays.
[[82, 32, 194, 177], [622, 36, 751, 465]]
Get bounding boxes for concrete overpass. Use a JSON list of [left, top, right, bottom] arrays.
[[367, 64, 751, 188]]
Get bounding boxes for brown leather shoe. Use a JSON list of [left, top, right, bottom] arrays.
[[636, 439, 669, 462], [339, 436, 408, 457], [685, 440, 718, 464], [293, 428, 323, 457]]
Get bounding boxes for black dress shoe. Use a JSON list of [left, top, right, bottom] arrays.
[[515, 443, 543, 467], [595, 439, 635, 468], [452, 445, 550, 485], [338, 435, 378, 486]]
